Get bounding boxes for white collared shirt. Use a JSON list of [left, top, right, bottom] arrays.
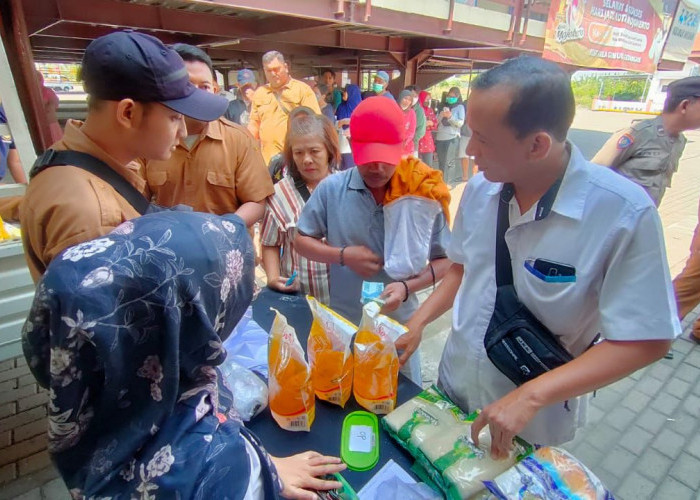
[[439, 143, 681, 445]]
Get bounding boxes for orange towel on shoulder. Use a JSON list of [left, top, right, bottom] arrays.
[[384, 157, 451, 224]]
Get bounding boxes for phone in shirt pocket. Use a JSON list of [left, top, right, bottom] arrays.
[[524, 258, 576, 283]]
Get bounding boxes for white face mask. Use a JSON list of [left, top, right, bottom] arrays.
[[412, 97, 418, 106]]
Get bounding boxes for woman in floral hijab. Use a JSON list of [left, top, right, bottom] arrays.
[[22, 211, 344, 499]]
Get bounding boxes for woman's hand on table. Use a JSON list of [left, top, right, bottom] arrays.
[[343, 245, 382, 278], [267, 276, 300, 294], [271, 451, 347, 499]]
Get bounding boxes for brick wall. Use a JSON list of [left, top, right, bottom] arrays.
[[0, 355, 52, 486]]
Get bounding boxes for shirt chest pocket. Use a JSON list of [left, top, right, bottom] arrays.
[[206, 171, 234, 189], [146, 169, 168, 188]]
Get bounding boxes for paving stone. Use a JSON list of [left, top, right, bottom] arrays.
[[650, 392, 682, 416], [42, 479, 70, 500], [0, 403, 16, 421], [609, 377, 636, 394], [17, 393, 47, 413], [41, 477, 70, 499], [652, 428, 687, 459], [636, 376, 664, 397], [648, 361, 675, 382], [636, 407, 668, 435], [671, 338, 695, 355], [669, 453, 700, 491], [606, 406, 637, 432], [591, 388, 622, 413], [616, 471, 657, 500], [0, 359, 15, 372], [13, 489, 42, 500], [686, 433, 700, 460], [682, 394, 700, 415], [620, 390, 652, 413], [13, 419, 47, 443], [619, 425, 654, 456], [634, 448, 672, 483], [675, 362, 700, 383], [653, 476, 695, 500], [571, 441, 604, 470], [587, 404, 605, 425], [664, 412, 699, 439], [628, 366, 649, 381], [665, 377, 692, 399], [684, 349, 700, 368], [599, 445, 636, 479], [0, 407, 46, 434], [586, 423, 621, 453], [0, 385, 35, 406], [0, 365, 31, 385]]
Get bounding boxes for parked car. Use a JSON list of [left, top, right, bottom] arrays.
[[45, 82, 74, 92]]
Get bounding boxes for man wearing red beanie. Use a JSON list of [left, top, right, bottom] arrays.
[[294, 97, 452, 384]]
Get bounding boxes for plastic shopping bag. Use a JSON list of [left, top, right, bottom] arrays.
[[383, 196, 442, 280]]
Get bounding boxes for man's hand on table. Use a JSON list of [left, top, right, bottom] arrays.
[[271, 451, 347, 499], [343, 245, 382, 278], [470, 384, 542, 460]]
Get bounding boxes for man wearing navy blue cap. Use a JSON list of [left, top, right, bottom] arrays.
[[373, 70, 395, 100], [224, 68, 258, 126], [20, 30, 229, 281]]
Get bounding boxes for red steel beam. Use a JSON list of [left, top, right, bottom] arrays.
[[208, 0, 544, 51], [256, 26, 406, 53], [0, 0, 52, 152]]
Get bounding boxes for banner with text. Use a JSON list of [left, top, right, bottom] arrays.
[[543, 0, 666, 73], [662, 0, 700, 62]]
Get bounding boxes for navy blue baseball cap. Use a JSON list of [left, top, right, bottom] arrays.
[[81, 31, 227, 122]]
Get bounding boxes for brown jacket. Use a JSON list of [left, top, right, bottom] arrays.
[[20, 120, 148, 282]]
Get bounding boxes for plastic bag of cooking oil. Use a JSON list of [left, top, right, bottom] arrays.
[[306, 296, 356, 407], [0, 215, 21, 242], [268, 308, 315, 431], [353, 302, 402, 414]]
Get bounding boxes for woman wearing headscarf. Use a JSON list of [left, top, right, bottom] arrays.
[[261, 114, 338, 302], [434, 86, 465, 182], [398, 89, 417, 157], [22, 211, 344, 499], [335, 84, 362, 170], [418, 91, 437, 167]]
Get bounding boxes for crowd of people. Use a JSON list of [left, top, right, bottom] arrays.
[[2, 28, 699, 499]]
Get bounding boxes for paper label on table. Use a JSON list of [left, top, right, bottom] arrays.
[[349, 424, 374, 453]]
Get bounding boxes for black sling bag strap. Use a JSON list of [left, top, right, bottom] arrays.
[[30, 149, 151, 215], [483, 180, 574, 387]]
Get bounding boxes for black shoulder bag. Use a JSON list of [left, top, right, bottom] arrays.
[[30, 149, 151, 215], [483, 183, 573, 386]]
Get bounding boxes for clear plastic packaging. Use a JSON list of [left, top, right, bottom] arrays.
[[307, 296, 356, 407], [219, 359, 268, 421], [353, 302, 402, 414], [268, 308, 315, 431], [484, 446, 614, 500]]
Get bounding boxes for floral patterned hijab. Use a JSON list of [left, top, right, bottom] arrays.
[[23, 211, 280, 499]]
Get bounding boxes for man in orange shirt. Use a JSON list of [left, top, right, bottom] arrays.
[[248, 51, 321, 164], [20, 31, 228, 282], [145, 44, 273, 226]]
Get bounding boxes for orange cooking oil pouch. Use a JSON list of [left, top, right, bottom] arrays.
[[353, 302, 402, 414], [268, 308, 315, 431], [306, 296, 356, 407]]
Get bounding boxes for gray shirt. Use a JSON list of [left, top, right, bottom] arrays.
[[297, 167, 450, 325]]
